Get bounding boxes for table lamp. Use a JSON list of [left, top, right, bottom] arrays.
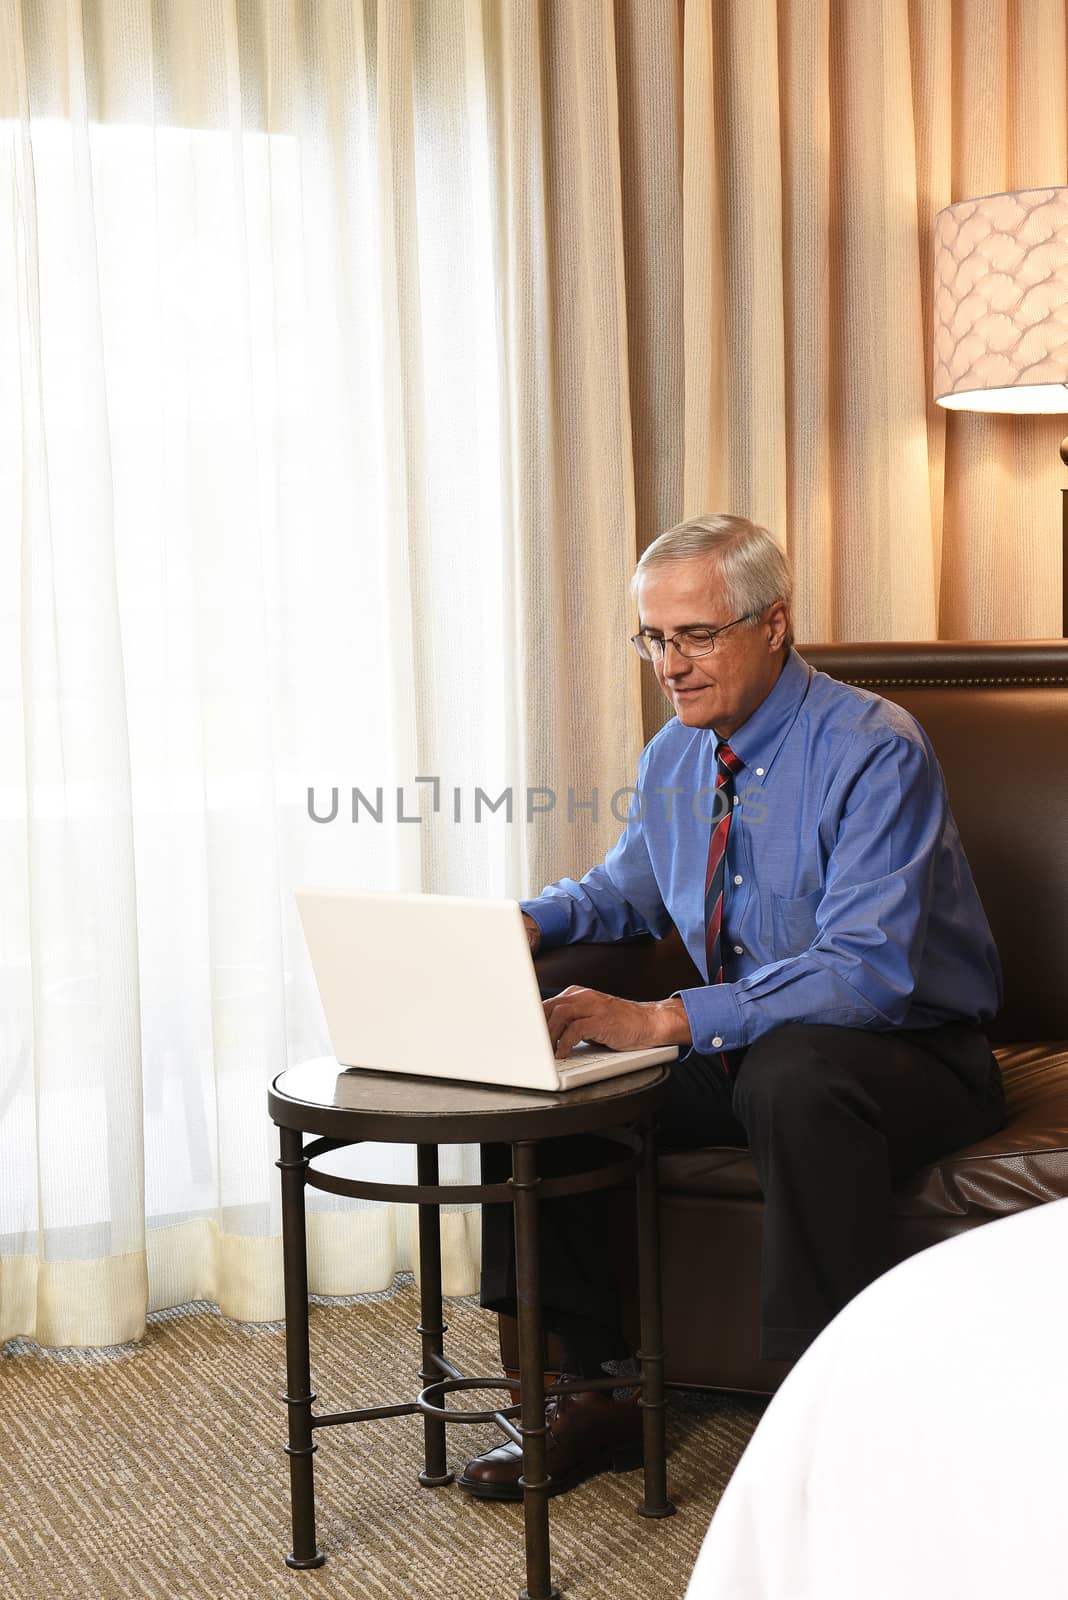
[[932, 185, 1068, 633]]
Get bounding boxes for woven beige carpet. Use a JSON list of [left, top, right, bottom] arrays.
[[0, 1279, 762, 1600]]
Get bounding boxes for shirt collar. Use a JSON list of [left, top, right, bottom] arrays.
[[714, 646, 812, 777]]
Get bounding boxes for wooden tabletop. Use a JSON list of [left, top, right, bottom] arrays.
[[269, 1056, 671, 1144]]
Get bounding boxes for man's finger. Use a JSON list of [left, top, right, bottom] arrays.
[[542, 990, 586, 1035], [554, 1021, 591, 1059], [543, 997, 594, 1054], [545, 1001, 583, 1051]]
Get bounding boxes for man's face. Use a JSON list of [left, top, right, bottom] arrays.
[[635, 557, 789, 736]]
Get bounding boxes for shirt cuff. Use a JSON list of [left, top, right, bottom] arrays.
[[676, 982, 745, 1056], [518, 898, 571, 949]]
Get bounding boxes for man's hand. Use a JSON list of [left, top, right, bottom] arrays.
[[543, 987, 691, 1060], [521, 913, 542, 954]]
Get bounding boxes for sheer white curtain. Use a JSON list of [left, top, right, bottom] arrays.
[[2, 0, 648, 1348]]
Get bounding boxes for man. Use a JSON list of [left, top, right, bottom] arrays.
[[459, 513, 1006, 1502]]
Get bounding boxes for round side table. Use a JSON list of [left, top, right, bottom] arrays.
[[268, 1058, 676, 1600]]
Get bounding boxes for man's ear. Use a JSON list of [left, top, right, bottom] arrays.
[[766, 602, 789, 650]]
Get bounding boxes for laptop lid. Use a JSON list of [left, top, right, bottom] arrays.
[[297, 888, 570, 1091]]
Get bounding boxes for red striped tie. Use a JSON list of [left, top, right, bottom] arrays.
[[704, 740, 743, 1071]]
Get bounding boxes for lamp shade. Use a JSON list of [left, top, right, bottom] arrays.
[[933, 187, 1068, 413]]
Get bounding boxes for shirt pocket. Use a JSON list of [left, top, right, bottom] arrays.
[[770, 887, 823, 957]]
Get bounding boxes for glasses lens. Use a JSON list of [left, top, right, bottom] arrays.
[[674, 629, 716, 658]]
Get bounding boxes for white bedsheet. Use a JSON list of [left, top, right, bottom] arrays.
[[686, 1198, 1068, 1600]]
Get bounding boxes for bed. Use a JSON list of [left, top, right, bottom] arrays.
[[685, 1196, 1068, 1600]]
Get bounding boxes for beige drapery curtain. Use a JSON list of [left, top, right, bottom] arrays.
[[615, 0, 1067, 663], [2, 0, 1063, 1348], [541, 0, 1067, 738], [680, 0, 1066, 645]]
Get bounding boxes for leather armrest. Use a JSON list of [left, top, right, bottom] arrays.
[[533, 927, 703, 1001]]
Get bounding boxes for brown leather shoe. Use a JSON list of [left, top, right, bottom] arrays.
[[457, 1384, 642, 1501]]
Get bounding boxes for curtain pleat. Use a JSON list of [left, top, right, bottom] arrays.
[[480, 0, 647, 893]]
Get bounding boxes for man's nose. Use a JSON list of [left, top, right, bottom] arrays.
[[662, 637, 691, 674]]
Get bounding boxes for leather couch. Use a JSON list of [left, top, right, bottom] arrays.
[[500, 641, 1068, 1394]]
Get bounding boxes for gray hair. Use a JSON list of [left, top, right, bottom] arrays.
[[633, 513, 794, 649]]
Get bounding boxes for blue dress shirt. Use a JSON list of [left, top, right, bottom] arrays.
[[520, 648, 1002, 1057]]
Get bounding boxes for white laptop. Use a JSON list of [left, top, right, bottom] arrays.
[[296, 888, 679, 1092]]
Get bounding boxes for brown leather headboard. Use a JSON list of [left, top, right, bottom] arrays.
[[802, 641, 1068, 1044]]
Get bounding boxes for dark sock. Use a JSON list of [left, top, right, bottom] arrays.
[[556, 1326, 637, 1388], [559, 1337, 609, 1380], [545, 1309, 632, 1380]]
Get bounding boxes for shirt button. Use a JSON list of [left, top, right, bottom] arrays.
[[755, 767, 765, 776], [733, 795, 739, 805], [733, 944, 744, 955], [711, 1036, 723, 1048], [733, 874, 744, 885]]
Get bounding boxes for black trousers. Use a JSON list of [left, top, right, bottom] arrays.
[[480, 1021, 1007, 1365]]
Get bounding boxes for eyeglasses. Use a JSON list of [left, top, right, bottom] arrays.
[[630, 613, 759, 662]]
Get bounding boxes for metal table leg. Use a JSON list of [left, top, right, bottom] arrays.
[[511, 1139, 560, 1600], [277, 1125, 326, 1568], [416, 1144, 454, 1487], [634, 1118, 676, 1520]]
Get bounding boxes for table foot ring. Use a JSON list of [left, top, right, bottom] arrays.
[[417, 1375, 522, 1425]]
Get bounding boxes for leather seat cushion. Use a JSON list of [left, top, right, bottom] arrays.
[[659, 1042, 1068, 1218]]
